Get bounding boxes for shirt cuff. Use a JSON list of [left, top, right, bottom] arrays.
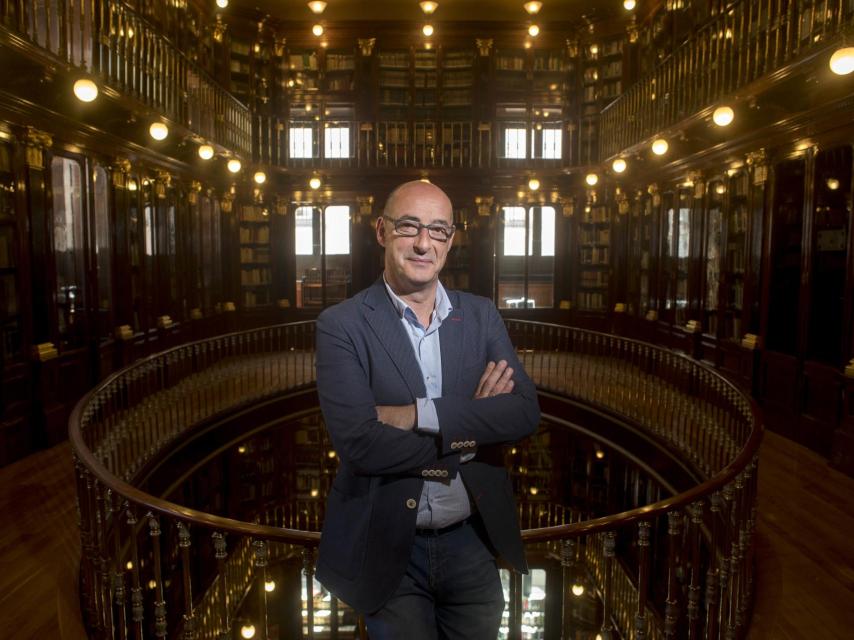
[[415, 398, 440, 434]]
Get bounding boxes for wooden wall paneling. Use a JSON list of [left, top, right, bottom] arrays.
[[799, 361, 842, 457], [0, 360, 33, 464], [759, 350, 800, 441]]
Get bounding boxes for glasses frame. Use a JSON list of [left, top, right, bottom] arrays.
[[382, 215, 456, 242]]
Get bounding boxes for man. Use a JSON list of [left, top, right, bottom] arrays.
[[314, 180, 540, 639]]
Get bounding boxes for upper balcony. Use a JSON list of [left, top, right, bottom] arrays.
[[71, 319, 761, 639]]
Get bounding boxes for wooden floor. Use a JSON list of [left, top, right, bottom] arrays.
[[1, 432, 853, 639]]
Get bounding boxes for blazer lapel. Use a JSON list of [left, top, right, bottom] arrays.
[[440, 290, 464, 396], [363, 280, 426, 398]]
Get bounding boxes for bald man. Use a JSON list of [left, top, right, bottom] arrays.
[[315, 180, 540, 639]]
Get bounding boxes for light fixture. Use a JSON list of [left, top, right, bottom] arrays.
[[585, 173, 599, 186], [612, 158, 627, 173], [240, 624, 256, 639], [524, 40, 532, 49], [309, 176, 322, 190], [216, 0, 228, 8], [198, 144, 214, 160], [652, 138, 669, 155], [227, 158, 242, 173], [254, 171, 267, 184], [237, 445, 247, 453], [149, 122, 169, 141], [529, 486, 539, 495], [424, 41, 433, 50], [715, 183, 727, 195], [312, 23, 324, 37], [829, 46, 854, 75], [528, 177, 540, 191], [305, 103, 312, 112], [595, 448, 605, 459], [623, 0, 636, 10], [419, 1, 438, 14], [264, 580, 276, 592], [524, 1, 543, 15], [423, 24, 434, 37], [589, 44, 598, 56], [528, 24, 540, 37], [826, 177, 840, 190], [571, 584, 585, 596], [127, 178, 138, 192], [712, 105, 735, 127], [307, 1, 327, 13], [73, 78, 98, 102]]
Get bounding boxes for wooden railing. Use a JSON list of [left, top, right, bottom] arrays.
[[70, 320, 761, 639], [600, 0, 854, 158], [0, 0, 251, 156]]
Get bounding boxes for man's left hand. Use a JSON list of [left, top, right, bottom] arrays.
[[376, 404, 417, 431]]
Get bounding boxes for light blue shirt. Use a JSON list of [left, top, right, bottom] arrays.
[[383, 276, 473, 529]]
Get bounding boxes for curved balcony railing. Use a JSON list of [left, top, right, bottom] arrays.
[[70, 320, 761, 640], [0, 0, 252, 156], [600, 0, 854, 159]]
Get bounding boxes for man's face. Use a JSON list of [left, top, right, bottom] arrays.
[[377, 183, 454, 295]]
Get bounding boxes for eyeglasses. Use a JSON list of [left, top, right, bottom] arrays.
[[382, 215, 455, 242]]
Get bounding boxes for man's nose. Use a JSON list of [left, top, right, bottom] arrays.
[[413, 226, 432, 250]]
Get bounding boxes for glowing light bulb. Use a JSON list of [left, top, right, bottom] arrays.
[[198, 144, 214, 160], [524, 1, 543, 15], [312, 24, 324, 37], [127, 178, 138, 192], [826, 177, 840, 190], [712, 105, 735, 127], [585, 173, 599, 186], [528, 178, 540, 191], [216, 0, 228, 8], [612, 158, 627, 173], [240, 624, 256, 639], [264, 580, 276, 592], [227, 158, 242, 173], [528, 24, 540, 37], [254, 171, 266, 184], [73, 78, 98, 102], [829, 46, 854, 75], [423, 24, 434, 37], [623, 0, 636, 10], [571, 584, 585, 596], [652, 138, 669, 155], [420, 1, 438, 14], [149, 122, 168, 141], [307, 1, 327, 13], [309, 176, 321, 190]]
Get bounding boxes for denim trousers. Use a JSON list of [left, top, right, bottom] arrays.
[[364, 519, 506, 640]]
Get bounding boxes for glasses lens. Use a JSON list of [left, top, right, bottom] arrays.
[[427, 226, 452, 241], [395, 220, 420, 236]]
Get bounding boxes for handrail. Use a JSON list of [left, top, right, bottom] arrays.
[[70, 319, 761, 640]]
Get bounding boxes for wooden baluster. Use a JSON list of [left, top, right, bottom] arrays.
[[127, 508, 144, 640], [212, 532, 229, 640], [508, 571, 522, 640], [687, 501, 703, 640], [77, 466, 99, 629], [178, 522, 196, 639], [599, 531, 616, 639], [663, 511, 681, 639], [635, 521, 650, 640], [302, 546, 315, 640], [148, 514, 168, 638], [110, 491, 128, 640]]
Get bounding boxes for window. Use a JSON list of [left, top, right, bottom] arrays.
[[295, 205, 352, 308], [497, 205, 555, 309], [324, 126, 350, 158], [538, 127, 562, 159], [290, 127, 314, 158], [503, 127, 527, 158], [92, 165, 111, 336]]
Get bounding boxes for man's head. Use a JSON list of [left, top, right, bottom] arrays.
[[377, 180, 455, 296]]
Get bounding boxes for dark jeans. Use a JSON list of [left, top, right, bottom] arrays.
[[364, 520, 506, 640]]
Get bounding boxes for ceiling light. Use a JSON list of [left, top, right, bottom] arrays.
[[424, 42, 433, 50], [419, 1, 438, 14], [623, 0, 636, 10], [524, 40, 532, 49], [264, 580, 276, 592], [307, 1, 327, 13], [423, 24, 434, 37], [712, 105, 735, 127], [571, 584, 585, 596], [309, 176, 321, 190], [240, 625, 256, 639], [585, 173, 599, 186], [829, 46, 854, 75], [715, 183, 726, 194], [227, 158, 242, 173], [826, 177, 840, 190], [198, 144, 214, 160], [528, 177, 540, 191], [312, 24, 324, 37], [612, 158, 627, 173], [149, 122, 168, 140], [73, 78, 98, 102], [127, 178, 138, 192], [524, 1, 543, 15], [651, 138, 669, 155], [254, 171, 266, 184], [216, 0, 228, 8], [528, 24, 540, 37], [589, 44, 598, 56]]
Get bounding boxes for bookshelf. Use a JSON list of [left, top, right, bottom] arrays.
[[239, 204, 272, 308], [723, 171, 749, 341], [0, 142, 21, 362], [324, 50, 355, 93], [577, 203, 611, 311]]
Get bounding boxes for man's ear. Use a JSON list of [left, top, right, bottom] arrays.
[[376, 216, 386, 247]]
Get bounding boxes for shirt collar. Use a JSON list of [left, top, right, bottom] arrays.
[[383, 275, 453, 325]]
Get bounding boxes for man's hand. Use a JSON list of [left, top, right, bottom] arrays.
[[474, 360, 514, 399], [376, 404, 417, 431]]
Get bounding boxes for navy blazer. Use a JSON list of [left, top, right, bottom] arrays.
[[314, 279, 541, 614]]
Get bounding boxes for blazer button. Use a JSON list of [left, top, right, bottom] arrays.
[[450, 442, 459, 450], [421, 469, 429, 477], [406, 498, 417, 509], [441, 470, 448, 477]]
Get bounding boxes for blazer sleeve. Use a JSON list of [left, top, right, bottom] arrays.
[[432, 301, 540, 455], [315, 308, 461, 478]]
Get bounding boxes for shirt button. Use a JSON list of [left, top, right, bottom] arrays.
[[406, 498, 417, 509]]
